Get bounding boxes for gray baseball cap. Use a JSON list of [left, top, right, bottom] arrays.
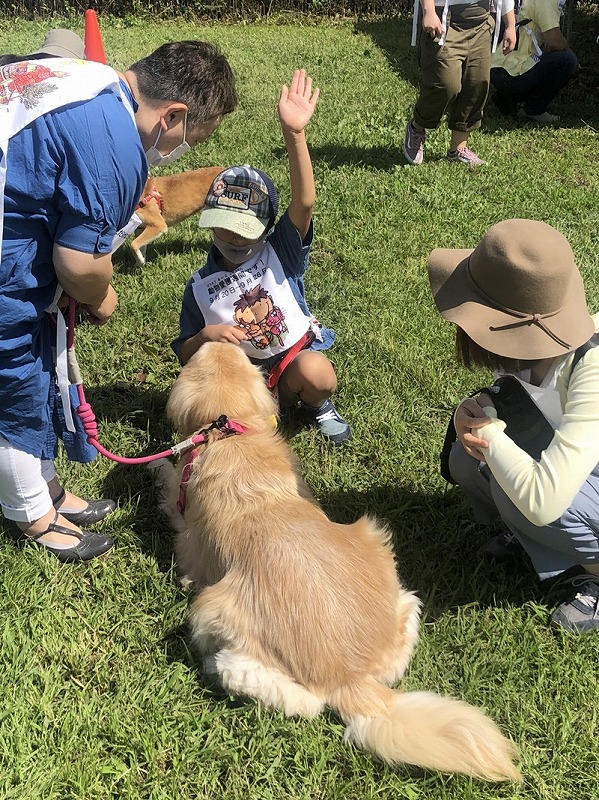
[[39, 29, 85, 59]]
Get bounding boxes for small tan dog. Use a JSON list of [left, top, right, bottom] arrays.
[[130, 166, 224, 265], [156, 343, 521, 781]]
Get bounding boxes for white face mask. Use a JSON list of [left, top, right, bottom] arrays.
[[145, 112, 191, 167], [212, 232, 267, 265]]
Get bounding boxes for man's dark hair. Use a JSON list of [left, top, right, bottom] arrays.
[[129, 40, 237, 127]]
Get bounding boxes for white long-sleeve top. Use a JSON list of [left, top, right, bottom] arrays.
[[478, 319, 599, 527]]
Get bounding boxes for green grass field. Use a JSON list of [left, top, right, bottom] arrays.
[[1, 12, 599, 799]]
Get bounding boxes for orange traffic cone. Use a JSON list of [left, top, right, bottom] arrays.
[[84, 9, 107, 64]]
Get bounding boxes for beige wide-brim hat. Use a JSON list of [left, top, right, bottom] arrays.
[[428, 219, 594, 360], [39, 29, 85, 60]]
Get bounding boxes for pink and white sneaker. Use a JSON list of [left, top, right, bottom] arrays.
[[446, 146, 486, 166], [403, 121, 426, 165]]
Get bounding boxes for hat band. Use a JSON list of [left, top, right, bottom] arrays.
[[467, 257, 572, 350]]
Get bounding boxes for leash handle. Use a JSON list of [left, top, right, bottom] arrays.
[[67, 298, 243, 465], [75, 384, 183, 464]]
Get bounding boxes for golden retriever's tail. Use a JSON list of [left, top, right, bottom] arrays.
[[330, 678, 521, 781]]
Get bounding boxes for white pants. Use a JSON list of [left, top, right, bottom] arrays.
[[0, 435, 56, 523]]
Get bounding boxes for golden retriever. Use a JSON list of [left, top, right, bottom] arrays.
[[131, 166, 224, 265], [155, 342, 521, 781]]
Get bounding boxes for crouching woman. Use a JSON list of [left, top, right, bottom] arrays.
[[428, 219, 599, 633]]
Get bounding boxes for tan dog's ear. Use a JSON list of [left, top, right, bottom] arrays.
[[167, 343, 278, 435]]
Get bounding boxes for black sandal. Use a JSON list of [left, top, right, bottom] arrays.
[[25, 511, 114, 563], [53, 488, 116, 526]]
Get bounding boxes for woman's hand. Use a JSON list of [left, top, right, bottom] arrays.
[[502, 22, 517, 54], [455, 397, 491, 460]]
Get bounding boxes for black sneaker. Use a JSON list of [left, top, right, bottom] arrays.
[[480, 530, 524, 563], [551, 575, 599, 633]]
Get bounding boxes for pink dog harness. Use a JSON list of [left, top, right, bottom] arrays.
[[177, 416, 247, 514]]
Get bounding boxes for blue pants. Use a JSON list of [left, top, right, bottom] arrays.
[[449, 441, 599, 580], [490, 50, 577, 115]]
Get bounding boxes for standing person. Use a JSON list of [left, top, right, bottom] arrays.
[[404, 0, 516, 165], [490, 0, 577, 123], [0, 41, 237, 562], [172, 69, 351, 445], [428, 219, 599, 633]]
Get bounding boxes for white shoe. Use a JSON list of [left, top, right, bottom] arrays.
[[517, 109, 560, 124]]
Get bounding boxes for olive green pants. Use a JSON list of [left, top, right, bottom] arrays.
[[413, 11, 493, 133]]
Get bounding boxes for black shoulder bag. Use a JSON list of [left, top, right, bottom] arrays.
[[440, 340, 594, 485]]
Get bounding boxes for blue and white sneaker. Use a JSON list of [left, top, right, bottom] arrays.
[[301, 399, 352, 445]]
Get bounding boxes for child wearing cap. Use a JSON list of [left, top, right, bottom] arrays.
[[172, 69, 351, 445]]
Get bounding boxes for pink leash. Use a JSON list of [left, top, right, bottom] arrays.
[[66, 299, 244, 465]]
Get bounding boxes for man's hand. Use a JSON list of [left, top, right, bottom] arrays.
[[84, 285, 118, 325], [53, 244, 113, 307]]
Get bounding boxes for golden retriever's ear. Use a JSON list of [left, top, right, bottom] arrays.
[[165, 374, 197, 436], [167, 343, 278, 435]]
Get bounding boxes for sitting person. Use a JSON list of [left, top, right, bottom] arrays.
[[172, 70, 351, 445], [428, 219, 599, 633], [0, 28, 85, 65], [490, 0, 577, 123]]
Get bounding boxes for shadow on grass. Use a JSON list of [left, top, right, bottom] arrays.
[[112, 235, 211, 275], [274, 143, 449, 170], [25, 381, 544, 618], [354, 16, 420, 90], [314, 481, 542, 617]]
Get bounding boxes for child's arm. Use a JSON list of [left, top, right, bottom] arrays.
[[174, 281, 248, 365], [278, 69, 319, 240], [180, 325, 248, 364], [501, 9, 517, 54], [420, 0, 445, 39]]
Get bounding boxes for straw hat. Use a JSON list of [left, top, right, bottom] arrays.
[[427, 219, 594, 360]]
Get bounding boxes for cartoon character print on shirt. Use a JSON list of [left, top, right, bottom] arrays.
[[233, 285, 289, 350], [0, 62, 64, 108]]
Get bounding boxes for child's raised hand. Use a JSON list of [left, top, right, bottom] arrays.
[[278, 69, 320, 135]]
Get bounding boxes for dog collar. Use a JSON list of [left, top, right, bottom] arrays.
[[137, 188, 163, 212]]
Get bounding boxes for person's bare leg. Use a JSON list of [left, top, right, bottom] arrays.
[[450, 130, 469, 151], [277, 350, 337, 409]]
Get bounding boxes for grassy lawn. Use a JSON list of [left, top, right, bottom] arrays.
[[1, 11, 599, 799]]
